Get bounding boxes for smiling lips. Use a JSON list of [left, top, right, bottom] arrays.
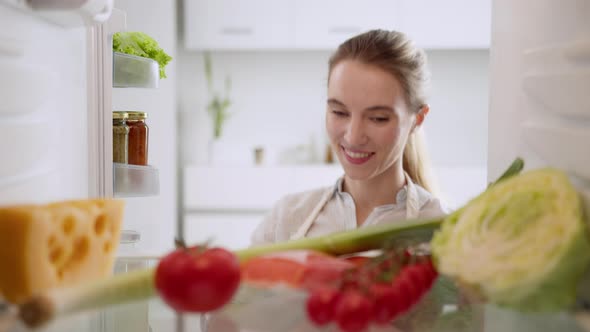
[[341, 146, 375, 165]]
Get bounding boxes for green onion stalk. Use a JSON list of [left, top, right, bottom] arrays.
[[18, 158, 525, 328]]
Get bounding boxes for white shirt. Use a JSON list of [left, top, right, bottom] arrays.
[[251, 174, 448, 245]]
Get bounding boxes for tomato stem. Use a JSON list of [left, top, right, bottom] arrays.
[[174, 237, 187, 249]]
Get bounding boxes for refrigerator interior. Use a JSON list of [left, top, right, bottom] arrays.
[[1, 0, 590, 330]]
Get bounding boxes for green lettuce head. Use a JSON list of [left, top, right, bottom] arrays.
[[431, 168, 590, 312], [113, 31, 172, 79]]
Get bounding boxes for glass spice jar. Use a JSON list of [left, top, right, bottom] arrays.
[[113, 111, 129, 163], [126, 111, 149, 166]]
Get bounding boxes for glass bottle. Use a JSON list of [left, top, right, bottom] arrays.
[[112, 112, 129, 164], [126, 111, 149, 166]]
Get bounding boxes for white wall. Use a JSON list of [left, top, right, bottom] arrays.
[[178, 51, 329, 166], [113, 0, 177, 255], [178, 49, 490, 208]]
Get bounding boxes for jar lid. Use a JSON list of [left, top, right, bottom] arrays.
[[127, 111, 148, 120], [113, 111, 128, 120]]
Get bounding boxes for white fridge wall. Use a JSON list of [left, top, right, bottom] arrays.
[[0, 4, 89, 204], [111, 0, 178, 254], [488, 0, 590, 180]]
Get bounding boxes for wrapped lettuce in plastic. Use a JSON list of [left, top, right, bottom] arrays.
[[113, 31, 172, 78], [432, 168, 590, 312]]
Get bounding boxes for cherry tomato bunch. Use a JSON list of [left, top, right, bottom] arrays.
[[305, 251, 438, 332]]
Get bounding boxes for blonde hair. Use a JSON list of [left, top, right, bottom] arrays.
[[328, 29, 439, 196]]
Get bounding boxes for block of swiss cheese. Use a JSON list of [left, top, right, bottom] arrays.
[[0, 199, 125, 304]]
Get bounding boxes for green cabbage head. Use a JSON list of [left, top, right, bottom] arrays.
[[431, 168, 590, 312]]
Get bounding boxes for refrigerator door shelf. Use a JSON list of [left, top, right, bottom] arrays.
[[0, 60, 57, 114], [0, 168, 58, 205], [0, 119, 53, 179], [113, 163, 159, 198], [0, 166, 55, 187], [521, 122, 590, 180], [113, 52, 159, 89], [0, 35, 24, 56], [0, 0, 114, 27], [522, 71, 590, 120], [523, 40, 590, 70]]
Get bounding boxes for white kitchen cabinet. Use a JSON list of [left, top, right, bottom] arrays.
[[293, 0, 400, 49], [184, 166, 292, 211], [183, 0, 490, 50], [398, 0, 491, 49], [182, 165, 343, 250], [184, 213, 263, 250], [183, 0, 293, 50], [183, 165, 342, 211]]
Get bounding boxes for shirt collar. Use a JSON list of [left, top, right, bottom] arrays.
[[333, 176, 409, 207]]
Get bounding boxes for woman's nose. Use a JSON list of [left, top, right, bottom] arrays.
[[344, 118, 368, 146]]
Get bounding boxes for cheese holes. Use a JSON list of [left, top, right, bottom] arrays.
[[103, 241, 112, 253], [62, 216, 76, 235], [49, 246, 63, 265], [94, 214, 107, 236], [71, 236, 90, 263]]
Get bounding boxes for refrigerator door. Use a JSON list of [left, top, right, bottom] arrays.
[[0, 3, 93, 204], [488, 0, 590, 180], [0, 0, 114, 27], [488, 0, 590, 331], [0, 2, 115, 331]]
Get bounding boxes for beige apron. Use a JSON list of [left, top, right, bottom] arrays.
[[203, 174, 421, 332], [289, 173, 421, 241]]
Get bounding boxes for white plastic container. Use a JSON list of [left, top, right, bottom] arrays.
[[113, 163, 160, 197], [112, 52, 159, 89], [101, 231, 156, 332]]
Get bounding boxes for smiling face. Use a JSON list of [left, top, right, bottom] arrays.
[[326, 60, 417, 181]]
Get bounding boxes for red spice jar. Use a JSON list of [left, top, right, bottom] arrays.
[[126, 111, 149, 165]]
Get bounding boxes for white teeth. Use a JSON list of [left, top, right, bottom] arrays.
[[345, 149, 371, 159]]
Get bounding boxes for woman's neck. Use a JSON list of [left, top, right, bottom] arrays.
[[342, 164, 406, 224]]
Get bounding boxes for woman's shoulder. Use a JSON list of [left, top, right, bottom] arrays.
[[251, 185, 334, 245], [273, 186, 333, 215], [414, 185, 451, 218]]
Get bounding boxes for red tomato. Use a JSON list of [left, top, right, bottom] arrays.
[[334, 290, 374, 332], [370, 283, 402, 325], [392, 274, 417, 312], [306, 286, 340, 326], [403, 264, 429, 294], [155, 246, 241, 313]]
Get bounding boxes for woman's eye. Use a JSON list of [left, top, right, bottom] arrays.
[[332, 110, 348, 117], [371, 117, 389, 123]]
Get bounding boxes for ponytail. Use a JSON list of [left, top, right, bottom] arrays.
[[402, 128, 439, 197]]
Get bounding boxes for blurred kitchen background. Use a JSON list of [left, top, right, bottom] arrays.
[[114, 0, 491, 254]]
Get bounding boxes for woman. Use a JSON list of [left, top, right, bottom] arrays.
[[251, 29, 447, 246], [203, 30, 476, 332]]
